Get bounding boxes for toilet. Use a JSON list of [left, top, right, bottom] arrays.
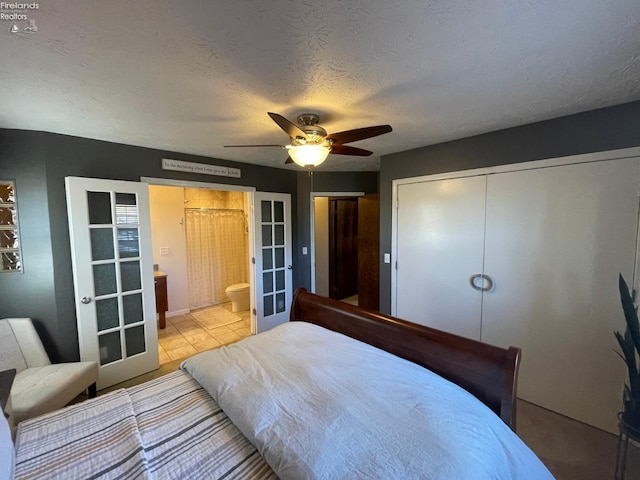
[[225, 283, 250, 312]]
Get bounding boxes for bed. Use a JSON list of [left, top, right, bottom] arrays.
[[4, 289, 553, 479]]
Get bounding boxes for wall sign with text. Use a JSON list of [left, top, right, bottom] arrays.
[[161, 158, 241, 178]]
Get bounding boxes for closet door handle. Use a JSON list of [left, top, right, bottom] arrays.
[[469, 274, 493, 292], [480, 274, 493, 292]]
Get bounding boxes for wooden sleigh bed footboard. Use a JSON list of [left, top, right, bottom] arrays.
[[290, 288, 521, 431]]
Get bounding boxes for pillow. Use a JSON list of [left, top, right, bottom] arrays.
[[0, 411, 14, 480]]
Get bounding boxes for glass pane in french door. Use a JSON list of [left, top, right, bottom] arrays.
[[118, 228, 139, 257], [99, 331, 122, 365], [88, 190, 147, 366], [90, 228, 114, 260], [122, 293, 143, 325], [87, 192, 112, 224], [125, 325, 146, 357], [96, 297, 119, 331]]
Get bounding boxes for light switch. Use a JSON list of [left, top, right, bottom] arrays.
[[302, 247, 308, 255], [384, 253, 391, 264], [160, 247, 170, 255]]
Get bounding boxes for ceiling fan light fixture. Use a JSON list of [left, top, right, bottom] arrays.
[[286, 144, 330, 168]]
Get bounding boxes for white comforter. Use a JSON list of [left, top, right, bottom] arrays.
[[181, 322, 553, 480]]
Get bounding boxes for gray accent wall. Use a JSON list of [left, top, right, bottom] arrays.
[[4, 99, 638, 361], [295, 170, 379, 291], [0, 130, 298, 362], [0, 131, 59, 358], [379, 101, 640, 314]]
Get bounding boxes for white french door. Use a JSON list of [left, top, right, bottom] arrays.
[[253, 192, 293, 333], [66, 177, 158, 389]]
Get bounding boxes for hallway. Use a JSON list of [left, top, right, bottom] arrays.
[[158, 303, 251, 364]]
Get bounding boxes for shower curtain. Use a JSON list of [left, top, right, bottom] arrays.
[[185, 209, 248, 309]]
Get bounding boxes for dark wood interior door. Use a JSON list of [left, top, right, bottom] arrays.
[[329, 197, 358, 300], [358, 193, 380, 310]]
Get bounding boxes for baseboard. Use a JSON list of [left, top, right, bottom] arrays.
[[166, 309, 190, 318]]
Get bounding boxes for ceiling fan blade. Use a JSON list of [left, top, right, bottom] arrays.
[[268, 112, 308, 140], [327, 125, 392, 145], [284, 157, 294, 165], [330, 145, 373, 156], [224, 144, 284, 148]]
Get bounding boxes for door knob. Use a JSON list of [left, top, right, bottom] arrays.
[[81, 296, 92, 304], [287, 265, 293, 270], [469, 274, 493, 292]]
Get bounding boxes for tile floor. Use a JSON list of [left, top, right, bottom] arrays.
[[158, 302, 251, 365]]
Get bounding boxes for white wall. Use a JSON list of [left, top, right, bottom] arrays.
[[314, 197, 329, 297], [149, 185, 190, 316]]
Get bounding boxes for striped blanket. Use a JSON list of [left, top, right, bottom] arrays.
[[13, 371, 276, 479]]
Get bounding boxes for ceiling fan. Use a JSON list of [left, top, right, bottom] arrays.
[[224, 112, 392, 168]]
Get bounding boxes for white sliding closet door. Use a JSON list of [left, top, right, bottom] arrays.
[[481, 158, 640, 433], [396, 176, 486, 340]]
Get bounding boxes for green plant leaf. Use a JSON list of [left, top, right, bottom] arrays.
[[625, 384, 631, 402], [631, 373, 640, 397], [615, 349, 633, 368], [615, 330, 638, 377], [619, 274, 640, 356]]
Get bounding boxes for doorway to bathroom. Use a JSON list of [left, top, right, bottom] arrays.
[[148, 184, 252, 365]]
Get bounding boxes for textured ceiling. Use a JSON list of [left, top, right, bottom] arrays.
[[1, 0, 639, 171]]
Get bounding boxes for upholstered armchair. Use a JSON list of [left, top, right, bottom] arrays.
[[0, 318, 98, 426]]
